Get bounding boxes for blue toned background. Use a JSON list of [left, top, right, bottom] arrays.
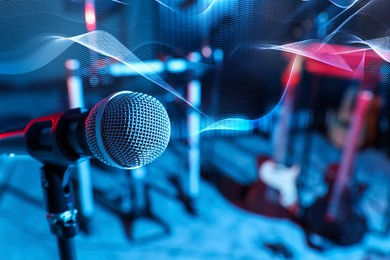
[[1, 0, 390, 259]]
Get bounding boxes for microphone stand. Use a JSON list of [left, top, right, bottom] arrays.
[[41, 164, 78, 260], [23, 108, 88, 260], [66, 59, 94, 234]]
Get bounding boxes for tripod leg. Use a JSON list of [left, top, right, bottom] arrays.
[[122, 169, 170, 240], [168, 175, 197, 215], [144, 183, 170, 234]]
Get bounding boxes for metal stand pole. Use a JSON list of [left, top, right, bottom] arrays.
[[185, 80, 202, 214], [41, 164, 78, 260], [66, 59, 94, 233]]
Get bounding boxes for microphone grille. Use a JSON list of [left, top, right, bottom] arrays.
[[85, 91, 170, 169]]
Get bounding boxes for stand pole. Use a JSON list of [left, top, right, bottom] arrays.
[[185, 80, 201, 214], [57, 238, 76, 260], [41, 164, 78, 260], [66, 59, 94, 233]]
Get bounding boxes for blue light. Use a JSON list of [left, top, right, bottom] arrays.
[[67, 76, 84, 108], [187, 52, 201, 63], [213, 49, 224, 63], [201, 118, 255, 132], [65, 59, 80, 70], [188, 80, 201, 106], [109, 61, 164, 76], [167, 59, 187, 73]]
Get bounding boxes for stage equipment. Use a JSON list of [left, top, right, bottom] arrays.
[[0, 91, 170, 260], [257, 55, 303, 216], [300, 44, 382, 250], [186, 79, 201, 213], [303, 90, 372, 250], [66, 59, 94, 233], [0, 91, 170, 168]]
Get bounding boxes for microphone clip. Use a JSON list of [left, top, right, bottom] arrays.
[[24, 108, 89, 167]]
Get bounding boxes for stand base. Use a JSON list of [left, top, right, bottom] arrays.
[[168, 175, 198, 216], [93, 187, 170, 242], [121, 209, 170, 241]]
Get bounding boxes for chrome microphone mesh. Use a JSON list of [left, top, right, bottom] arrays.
[[84, 91, 170, 169]]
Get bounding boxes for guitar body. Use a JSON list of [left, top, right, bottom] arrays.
[[250, 156, 299, 219], [301, 90, 373, 250], [302, 164, 367, 249], [246, 56, 303, 219]]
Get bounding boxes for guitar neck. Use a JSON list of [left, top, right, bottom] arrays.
[[326, 90, 373, 219], [273, 56, 302, 165]]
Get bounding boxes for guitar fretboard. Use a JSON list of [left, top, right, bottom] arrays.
[[272, 56, 302, 165], [326, 90, 373, 219]]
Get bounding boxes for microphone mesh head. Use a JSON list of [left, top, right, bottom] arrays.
[[84, 91, 170, 169]]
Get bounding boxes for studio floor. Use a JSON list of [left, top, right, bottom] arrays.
[[1, 133, 390, 260]]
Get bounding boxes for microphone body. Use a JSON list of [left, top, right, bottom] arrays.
[[0, 91, 171, 169]]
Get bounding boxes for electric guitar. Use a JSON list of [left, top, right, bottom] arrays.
[[256, 55, 303, 216], [327, 87, 366, 149], [302, 90, 372, 249]]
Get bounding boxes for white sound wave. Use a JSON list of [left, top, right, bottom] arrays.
[[252, 40, 352, 71], [322, 0, 374, 44], [348, 35, 390, 63], [0, 36, 73, 75], [0, 28, 388, 134], [328, 0, 360, 8], [62, 30, 208, 118]]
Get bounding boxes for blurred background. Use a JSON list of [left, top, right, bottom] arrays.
[[1, 0, 390, 259]]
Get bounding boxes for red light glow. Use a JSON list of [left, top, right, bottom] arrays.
[[201, 46, 211, 58], [305, 44, 381, 80], [85, 3, 96, 31]]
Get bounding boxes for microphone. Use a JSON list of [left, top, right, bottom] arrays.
[[0, 91, 171, 169]]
